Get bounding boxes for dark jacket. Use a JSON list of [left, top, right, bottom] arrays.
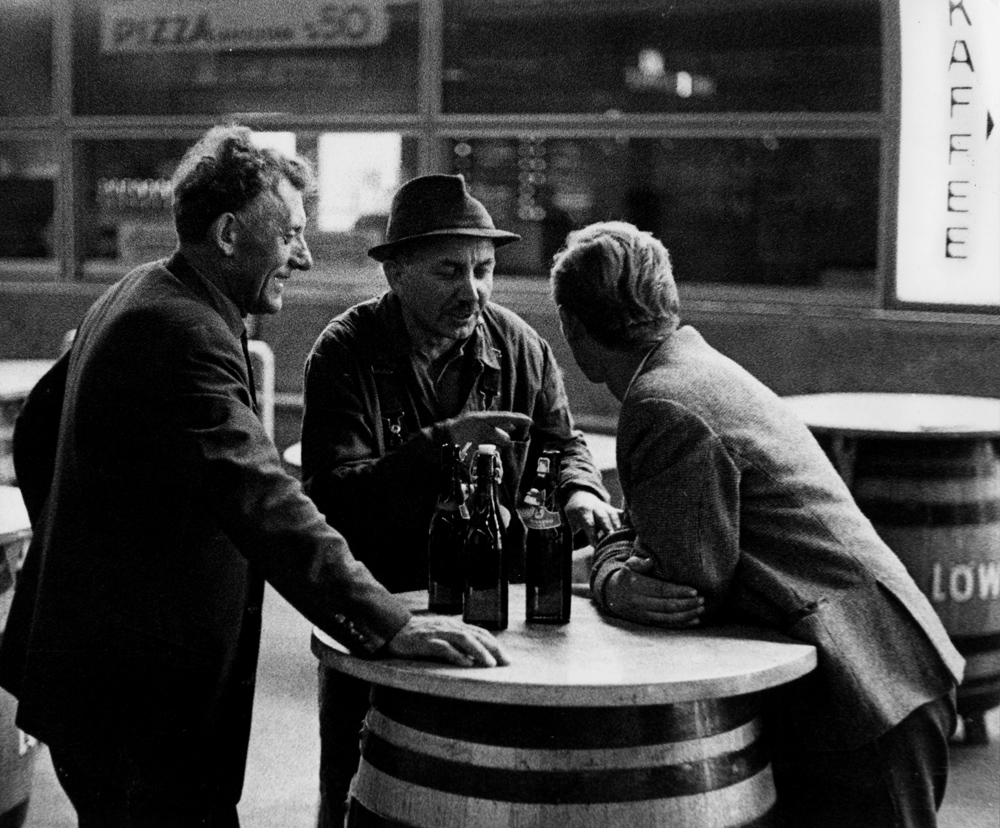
[[0, 254, 410, 803], [592, 326, 964, 750], [301, 291, 608, 591]]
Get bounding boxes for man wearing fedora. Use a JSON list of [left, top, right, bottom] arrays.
[[300, 174, 620, 825]]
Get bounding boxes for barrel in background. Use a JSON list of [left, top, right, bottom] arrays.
[[347, 685, 778, 828], [848, 438, 1000, 721], [0, 489, 36, 828]]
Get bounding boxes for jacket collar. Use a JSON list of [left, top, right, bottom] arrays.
[[166, 251, 247, 340]]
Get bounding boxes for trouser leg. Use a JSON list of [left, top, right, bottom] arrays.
[[50, 746, 240, 828], [317, 666, 373, 828], [771, 692, 956, 828]]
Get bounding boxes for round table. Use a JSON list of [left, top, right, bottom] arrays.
[[784, 392, 1000, 742], [0, 360, 55, 486], [0, 486, 36, 825], [313, 586, 816, 828]]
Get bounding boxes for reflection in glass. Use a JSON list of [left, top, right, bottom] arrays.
[[451, 137, 879, 289], [73, 0, 419, 116], [444, 0, 881, 114], [0, 142, 57, 259], [79, 133, 417, 273], [0, 0, 52, 116], [79, 140, 190, 267]]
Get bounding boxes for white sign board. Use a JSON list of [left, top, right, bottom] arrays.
[[896, 0, 1000, 306], [100, 0, 388, 53]]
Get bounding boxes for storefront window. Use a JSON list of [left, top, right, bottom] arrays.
[[451, 136, 879, 290], [77, 131, 417, 277], [73, 0, 419, 116], [0, 141, 57, 266], [0, 0, 52, 117], [444, 0, 881, 114]]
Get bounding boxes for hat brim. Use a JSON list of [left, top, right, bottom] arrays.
[[368, 228, 522, 262]]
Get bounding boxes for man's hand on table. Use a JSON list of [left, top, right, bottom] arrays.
[[443, 411, 533, 448], [604, 555, 704, 628], [387, 615, 510, 667], [565, 489, 623, 545]]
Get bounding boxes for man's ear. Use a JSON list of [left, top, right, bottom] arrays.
[[211, 213, 239, 257], [382, 259, 402, 290], [557, 306, 587, 340]]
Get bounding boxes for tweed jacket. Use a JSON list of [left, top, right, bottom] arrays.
[[0, 254, 410, 803], [301, 291, 608, 591], [592, 326, 963, 750]]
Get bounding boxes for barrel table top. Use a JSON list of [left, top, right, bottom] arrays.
[[313, 585, 816, 708], [0, 360, 54, 403], [784, 392, 1000, 440], [0, 487, 30, 544]]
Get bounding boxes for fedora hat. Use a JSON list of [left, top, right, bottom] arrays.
[[368, 174, 520, 262]]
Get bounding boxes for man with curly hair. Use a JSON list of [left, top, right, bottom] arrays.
[[0, 126, 505, 827]]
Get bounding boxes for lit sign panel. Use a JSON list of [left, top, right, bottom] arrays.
[[896, 0, 1000, 306], [100, 0, 388, 53]]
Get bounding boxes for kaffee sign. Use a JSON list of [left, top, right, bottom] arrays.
[[896, 0, 1000, 307]]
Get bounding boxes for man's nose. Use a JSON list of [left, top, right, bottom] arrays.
[[456, 269, 479, 301], [292, 238, 313, 271]]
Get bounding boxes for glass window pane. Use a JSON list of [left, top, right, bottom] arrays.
[[73, 0, 419, 116], [0, 0, 52, 116], [77, 132, 418, 276], [450, 136, 879, 291], [444, 0, 881, 114], [0, 141, 57, 264]]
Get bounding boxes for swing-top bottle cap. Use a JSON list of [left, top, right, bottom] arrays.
[[476, 444, 498, 454]]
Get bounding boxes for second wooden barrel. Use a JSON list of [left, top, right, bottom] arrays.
[[851, 438, 1000, 715], [346, 686, 778, 828], [0, 498, 36, 828]]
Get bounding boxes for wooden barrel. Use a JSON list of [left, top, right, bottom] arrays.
[[850, 438, 1000, 716], [0, 487, 36, 828], [346, 685, 778, 828]]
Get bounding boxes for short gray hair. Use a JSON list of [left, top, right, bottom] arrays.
[[550, 221, 680, 348]]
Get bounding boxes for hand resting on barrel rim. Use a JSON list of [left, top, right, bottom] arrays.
[[604, 555, 704, 628], [387, 614, 510, 667]]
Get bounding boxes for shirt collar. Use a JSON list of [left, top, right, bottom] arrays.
[[167, 251, 247, 340]]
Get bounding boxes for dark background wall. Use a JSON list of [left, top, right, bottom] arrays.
[[9, 279, 995, 459], [4, 280, 998, 458]]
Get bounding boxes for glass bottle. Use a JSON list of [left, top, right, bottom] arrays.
[[463, 444, 508, 630], [428, 443, 468, 614], [523, 448, 572, 623]]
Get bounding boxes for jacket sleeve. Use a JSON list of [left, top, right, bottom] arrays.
[[12, 349, 71, 527], [300, 333, 445, 584], [135, 307, 411, 655], [592, 396, 741, 618]]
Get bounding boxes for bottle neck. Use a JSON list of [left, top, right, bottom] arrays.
[[436, 445, 465, 508], [475, 454, 499, 512]]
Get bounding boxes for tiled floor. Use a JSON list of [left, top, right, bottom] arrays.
[[19, 586, 1000, 827]]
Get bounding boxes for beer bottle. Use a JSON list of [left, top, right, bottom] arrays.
[[427, 443, 468, 614], [523, 448, 572, 623], [463, 444, 508, 630]]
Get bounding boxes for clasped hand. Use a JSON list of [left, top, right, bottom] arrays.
[[604, 555, 704, 628]]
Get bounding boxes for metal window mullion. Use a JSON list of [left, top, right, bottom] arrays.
[[418, 0, 444, 175], [54, 0, 75, 282]]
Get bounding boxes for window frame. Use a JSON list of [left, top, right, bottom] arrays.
[[0, 0, 993, 318]]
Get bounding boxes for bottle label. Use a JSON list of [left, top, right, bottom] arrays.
[[519, 504, 563, 530]]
